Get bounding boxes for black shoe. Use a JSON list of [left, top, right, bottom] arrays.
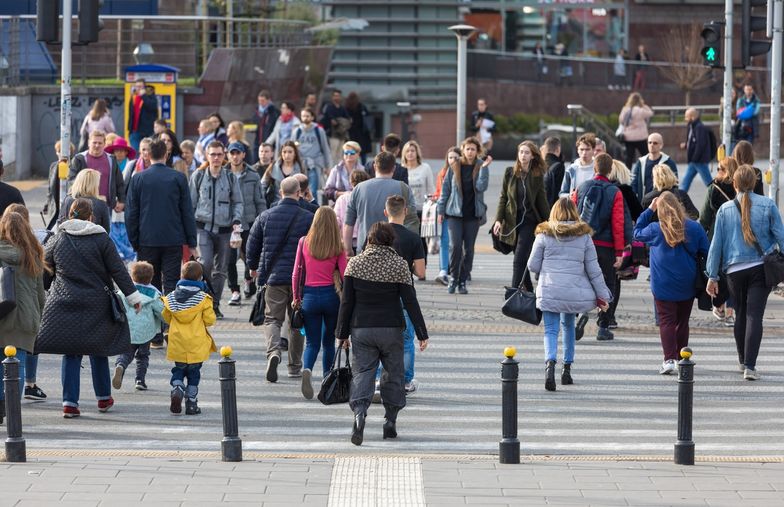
[[596, 327, 614, 341], [447, 281, 457, 294], [608, 318, 618, 330], [215, 307, 224, 320], [135, 380, 148, 391], [545, 360, 556, 392], [351, 413, 366, 446], [266, 355, 280, 383], [170, 386, 184, 414], [24, 384, 47, 401], [383, 419, 397, 439], [243, 281, 257, 299], [561, 364, 573, 385], [185, 399, 201, 415], [457, 283, 468, 295], [279, 337, 289, 352], [575, 314, 589, 342]]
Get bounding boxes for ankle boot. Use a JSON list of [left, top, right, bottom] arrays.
[[545, 360, 556, 392], [561, 364, 573, 385], [383, 405, 399, 439], [351, 412, 366, 446]]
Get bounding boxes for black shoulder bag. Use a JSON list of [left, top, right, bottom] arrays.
[[249, 212, 299, 326], [733, 198, 784, 287], [317, 347, 352, 405], [501, 266, 542, 325]]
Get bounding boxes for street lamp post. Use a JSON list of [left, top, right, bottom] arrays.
[[449, 24, 476, 146]]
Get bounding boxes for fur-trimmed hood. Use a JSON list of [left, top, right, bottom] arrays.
[[535, 220, 593, 238], [59, 218, 107, 236]]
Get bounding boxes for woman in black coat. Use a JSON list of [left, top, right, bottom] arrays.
[[37, 198, 141, 418]]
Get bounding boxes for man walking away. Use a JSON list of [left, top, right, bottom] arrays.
[[679, 108, 715, 192], [542, 136, 565, 207], [189, 141, 243, 319], [364, 134, 409, 184], [246, 177, 314, 383]]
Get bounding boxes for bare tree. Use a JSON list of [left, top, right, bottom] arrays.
[[657, 24, 716, 105]]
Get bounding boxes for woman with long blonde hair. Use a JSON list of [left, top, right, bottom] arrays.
[[0, 210, 48, 420], [437, 137, 492, 294], [635, 192, 709, 375], [292, 206, 348, 399], [706, 165, 784, 380], [528, 197, 611, 391], [58, 168, 111, 233]]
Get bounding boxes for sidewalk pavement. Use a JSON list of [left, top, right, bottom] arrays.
[[1, 454, 782, 507]]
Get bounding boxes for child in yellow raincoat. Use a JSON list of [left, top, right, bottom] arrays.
[[162, 261, 217, 415]]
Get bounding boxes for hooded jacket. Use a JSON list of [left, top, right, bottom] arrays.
[[527, 221, 612, 313], [0, 241, 46, 354], [162, 282, 217, 364], [124, 283, 164, 345]]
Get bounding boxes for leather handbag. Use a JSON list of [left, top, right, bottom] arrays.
[[318, 347, 353, 405], [291, 307, 305, 329], [501, 268, 542, 325], [0, 264, 17, 320]]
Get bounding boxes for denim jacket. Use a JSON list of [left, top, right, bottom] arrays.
[[706, 192, 784, 280], [437, 162, 490, 219]]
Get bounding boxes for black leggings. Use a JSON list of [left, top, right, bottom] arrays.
[[624, 139, 648, 170], [511, 220, 537, 291], [726, 264, 771, 370]]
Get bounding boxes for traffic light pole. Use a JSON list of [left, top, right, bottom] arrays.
[[723, 0, 734, 149], [59, 0, 72, 198], [769, 0, 782, 207]]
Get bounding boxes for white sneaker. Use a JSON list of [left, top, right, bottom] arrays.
[[228, 291, 241, 306], [404, 379, 418, 396], [659, 360, 676, 375], [744, 368, 760, 381]]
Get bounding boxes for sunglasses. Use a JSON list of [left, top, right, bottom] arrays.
[[343, 150, 357, 155]]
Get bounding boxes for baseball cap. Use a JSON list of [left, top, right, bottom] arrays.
[[228, 142, 246, 153]]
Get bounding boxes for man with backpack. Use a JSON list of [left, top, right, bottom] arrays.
[[293, 107, 331, 203], [189, 140, 244, 319], [679, 108, 716, 192], [572, 153, 631, 341]]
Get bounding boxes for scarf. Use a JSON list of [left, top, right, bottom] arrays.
[[280, 112, 294, 123], [344, 245, 412, 285]]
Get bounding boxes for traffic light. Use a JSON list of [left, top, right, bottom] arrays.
[[741, 0, 771, 68], [700, 22, 722, 68], [36, 0, 59, 43], [78, 0, 104, 45]]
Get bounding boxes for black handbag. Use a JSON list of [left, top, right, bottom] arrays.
[[291, 308, 305, 329], [501, 268, 542, 325], [317, 347, 353, 405], [290, 237, 306, 330], [248, 213, 298, 326], [490, 229, 514, 255], [694, 251, 712, 312], [733, 199, 784, 287], [0, 264, 17, 320]]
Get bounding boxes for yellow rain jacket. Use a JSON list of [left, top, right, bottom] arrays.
[[162, 285, 217, 364]]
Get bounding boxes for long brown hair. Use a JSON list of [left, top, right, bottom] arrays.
[[305, 207, 343, 260], [732, 140, 755, 166], [455, 137, 483, 190], [734, 165, 758, 245], [717, 157, 739, 183], [657, 191, 686, 248], [89, 99, 108, 121], [0, 211, 47, 277], [513, 140, 545, 178]]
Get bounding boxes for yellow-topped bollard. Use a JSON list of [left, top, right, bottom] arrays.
[[503, 346, 517, 358], [680, 347, 693, 360], [4, 345, 17, 358], [220, 346, 233, 358]]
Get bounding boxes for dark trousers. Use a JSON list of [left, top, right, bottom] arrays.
[[595, 246, 617, 329], [610, 276, 622, 321], [727, 265, 770, 370], [115, 342, 151, 381], [137, 245, 182, 295], [624, 140, 648, 170], [654, 299, 693, 361], [349, 327, 406, 419], [511, 220, 537, 290], [447, 217, 480, 284], [227, 229, 251, 293]]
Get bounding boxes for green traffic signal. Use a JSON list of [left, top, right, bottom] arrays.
[[700, 21, 723, 68], [704, 47, 717, 62]]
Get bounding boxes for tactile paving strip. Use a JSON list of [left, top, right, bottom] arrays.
[[328, 457, 426, 507]]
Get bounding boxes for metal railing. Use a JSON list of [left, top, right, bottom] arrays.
[[0, 15, 313, 85]]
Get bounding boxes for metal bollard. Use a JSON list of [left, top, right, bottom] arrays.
[[499, 346, 520, 464], [3, 346, 26, 463], [674, 347, 695, 465], [218, 346, 242, 462]]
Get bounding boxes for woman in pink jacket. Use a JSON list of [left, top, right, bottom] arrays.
[[619, 92, 653, 169], [292, 207, 348, 399]]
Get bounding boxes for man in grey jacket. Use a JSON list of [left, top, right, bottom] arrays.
[[189, 140, 243, 318], [292, 107, 331, 203], [226, 142, 265, 304]]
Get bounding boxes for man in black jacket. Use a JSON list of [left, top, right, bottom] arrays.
[[126, 138, 197, 294], [679, 108, 714, 192], [127, 78, 158, 152], [542, 136, 565, 208], [247, 176, 314, 383], [252, 90, 280, 157]]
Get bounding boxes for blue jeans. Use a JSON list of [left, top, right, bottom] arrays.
[[302, 285, 340, 376], [439, 218, 450, 272], [171, 362, 202, 400], [543, 311, 576, 364], [25, 353, 38, 384], [0, 348, 26, 401], [679, 162, 712, 192], [308, 167, 320, 202], [61, 355, 111, 408], [129, 132, 143, 153], [376, 305, 415, 384]]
